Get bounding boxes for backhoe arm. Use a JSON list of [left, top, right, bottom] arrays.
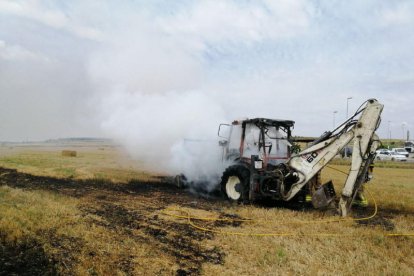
[[285, 99, 384, 216]]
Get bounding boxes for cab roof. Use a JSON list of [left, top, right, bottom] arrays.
[[233, 118, 295, 129]]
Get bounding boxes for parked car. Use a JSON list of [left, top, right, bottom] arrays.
[[375, 149, 407, 161], [389, 151, 407, 162], [340, 146, 353, 158], [391, 148, 409, 157], [375, 149, 392, 161]]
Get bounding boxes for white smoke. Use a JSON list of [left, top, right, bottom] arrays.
[[83, 2, 331, 188], [87, 21, 228, 186]]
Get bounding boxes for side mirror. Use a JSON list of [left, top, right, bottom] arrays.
[[219, 140, 228, 146], [218, 124, 231, 138]]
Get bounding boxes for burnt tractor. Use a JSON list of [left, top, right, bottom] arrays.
[[175, 99, 383, 216], [217, 99, 383, 216], [217, 118, 311, 203]]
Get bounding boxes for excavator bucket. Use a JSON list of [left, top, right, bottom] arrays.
[[311, 181, 336, 209]]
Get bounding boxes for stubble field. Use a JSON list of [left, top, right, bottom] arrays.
[[0, 140, 413, 275]]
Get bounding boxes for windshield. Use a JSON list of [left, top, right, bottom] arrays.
[[242, 124, 291, 165]]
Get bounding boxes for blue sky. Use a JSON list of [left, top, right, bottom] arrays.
[[0, 0, 413, 143]]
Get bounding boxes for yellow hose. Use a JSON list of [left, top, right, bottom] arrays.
[[162, 188, 414, 237]]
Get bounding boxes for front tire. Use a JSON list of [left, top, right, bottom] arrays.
[[220, 165, 250, 203]]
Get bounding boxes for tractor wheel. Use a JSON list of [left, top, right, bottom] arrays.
[[220, 165, 250, 203]]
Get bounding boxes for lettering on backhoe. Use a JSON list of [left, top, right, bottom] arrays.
[[302, 152, 319, 163]]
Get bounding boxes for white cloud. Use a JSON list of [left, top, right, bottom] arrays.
[[0, 40, 50, 62], [380, 2, 414, 27], [0, 0, 103, 41], [158, 0, 312, 50]]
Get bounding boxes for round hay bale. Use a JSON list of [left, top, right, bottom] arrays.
[[61, 150, 77, 157]]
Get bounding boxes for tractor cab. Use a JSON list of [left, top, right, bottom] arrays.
[[218, 118, 295, 167]]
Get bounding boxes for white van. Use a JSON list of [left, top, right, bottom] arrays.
[[404, 141, 414, 153]]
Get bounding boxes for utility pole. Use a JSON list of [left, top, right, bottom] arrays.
[[346, 97, 352, 119], [388, 121, 391, 139], [388, 120, 391, 149], [333, 111, 338, 128], [402, 123, 407, 141]]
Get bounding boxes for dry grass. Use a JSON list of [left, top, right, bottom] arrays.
[[323, 164, 414, 213], [0, 185, 174, 275], [184, 162, 414, 275], [0, 143, 155, 182], [0, 141, 413, 275], [199, 190, 414, 275]]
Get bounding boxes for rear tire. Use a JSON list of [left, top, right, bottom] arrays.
[[220, 165, 250, 203]]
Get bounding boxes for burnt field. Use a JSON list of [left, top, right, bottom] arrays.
[[0, 144, 413, 275], [0, 166, 234, 275], [1, 166, 413, 275]]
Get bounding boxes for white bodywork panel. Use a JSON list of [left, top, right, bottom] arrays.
[[286, 131, 354, 200], [286, 99, 384, 215]]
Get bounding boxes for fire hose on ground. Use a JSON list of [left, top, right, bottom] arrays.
[[162, 187, 414, 238]]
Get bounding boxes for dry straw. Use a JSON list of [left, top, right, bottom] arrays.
[[61, 150, 77, 157]]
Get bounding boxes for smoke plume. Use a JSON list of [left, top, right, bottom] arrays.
[[87, 21, 229, 186]]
